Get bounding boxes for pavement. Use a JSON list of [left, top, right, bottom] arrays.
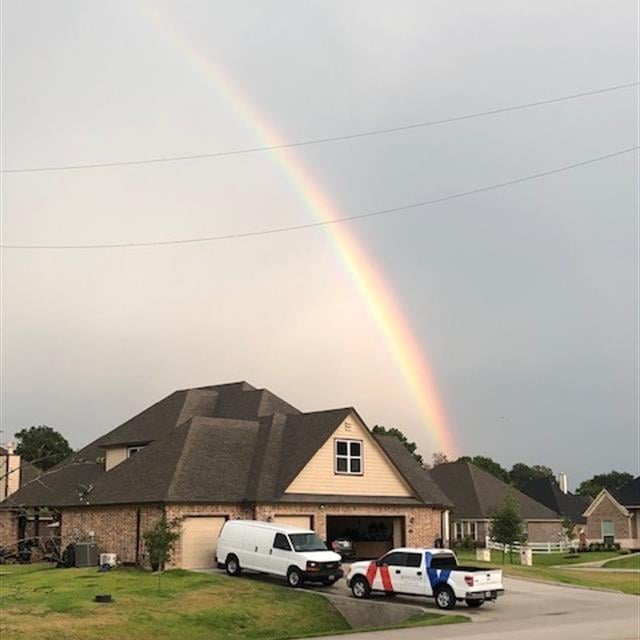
[[316, 576, 639, 640]]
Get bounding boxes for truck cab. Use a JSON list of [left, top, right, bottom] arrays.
[[346, 547, 504, 609]]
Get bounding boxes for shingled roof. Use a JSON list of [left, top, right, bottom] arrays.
[[430, 460, 561, 520], [521, 477, 590, 524], [3, 382, 449, 510], [613, 477, 640, 508]]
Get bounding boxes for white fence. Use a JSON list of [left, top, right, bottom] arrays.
[[486, 540, 578, 554]]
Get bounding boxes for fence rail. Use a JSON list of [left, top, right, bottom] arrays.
[[486, 540, 577, 554]]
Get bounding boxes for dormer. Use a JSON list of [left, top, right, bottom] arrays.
[[104, 443, 148, 471]]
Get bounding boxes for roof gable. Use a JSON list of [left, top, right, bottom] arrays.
[[284, 412, 415, 498], [583, 489, 631, 518]]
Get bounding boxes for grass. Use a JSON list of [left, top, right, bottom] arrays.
[[0, 564, 465, 640], [456, 550, 623, 567], [603, 555, 640, 570], [455, 551, 640, 596]]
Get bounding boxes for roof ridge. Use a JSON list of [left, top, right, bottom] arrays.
[[165, 420, 197, 502]]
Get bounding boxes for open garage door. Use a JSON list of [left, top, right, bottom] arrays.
[[181, 516, 226, 569], [272, 515, 312, 529], [326, 515, 404, 559]]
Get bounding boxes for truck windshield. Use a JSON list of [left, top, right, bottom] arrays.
[[430, 554, 458, 569], [289, 533, 327, 552]]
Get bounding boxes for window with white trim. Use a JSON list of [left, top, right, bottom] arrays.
[[335, 439, 363, 475], [467, 521, 477, 541], [454, 521, 463, 540], [127, 445, 145, 458]]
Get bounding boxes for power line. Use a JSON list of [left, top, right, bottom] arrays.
[[2, 82, 638, 174], [2, 146, 637, 250]]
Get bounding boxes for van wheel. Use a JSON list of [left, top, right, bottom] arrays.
[[287, 567, 304, 588], [225, 555, 241, 576], [435, 585, 456, 610], [351, 576, 371, 599], [466, 599, 484, 608]]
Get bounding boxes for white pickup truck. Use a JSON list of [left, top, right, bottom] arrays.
[[346, 547, 504, 609]]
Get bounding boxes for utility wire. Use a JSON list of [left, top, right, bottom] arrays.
[[2, 82, 638, 174], [2, 146, 637, 250]]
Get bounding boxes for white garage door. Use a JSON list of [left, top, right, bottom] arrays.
[[272, 515, 312, 529], [181, 516, 226, 569]]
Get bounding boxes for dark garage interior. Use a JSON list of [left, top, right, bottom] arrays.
[[326, 515, 404, 559]]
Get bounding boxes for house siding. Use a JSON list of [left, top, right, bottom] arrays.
[[286, 416, 414, 497]]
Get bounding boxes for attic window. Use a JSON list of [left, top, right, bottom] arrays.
[[335, 439, 363, 475], [127, 446, 145, 458]]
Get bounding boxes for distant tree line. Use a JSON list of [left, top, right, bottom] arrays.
[[373, 424, 633, 498]]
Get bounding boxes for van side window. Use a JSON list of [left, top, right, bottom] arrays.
[[273, 533, 292, 551]]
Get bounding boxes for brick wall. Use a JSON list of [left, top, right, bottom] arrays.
[[0, 509, 18, 550], [61, 504, 164, 564], [585, 493, 631, 542], [254, 503, 443, 548], [526, 520, 563, 543]]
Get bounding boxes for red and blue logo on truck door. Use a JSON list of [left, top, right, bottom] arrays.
[[425, 551, 451, 589]]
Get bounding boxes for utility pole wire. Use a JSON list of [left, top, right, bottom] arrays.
[[2, 146, 637, 250], [2, 82, 638, 174]]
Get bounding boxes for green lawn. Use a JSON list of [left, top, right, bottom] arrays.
[[454, 551, 639, 596], [603, 555, 640, 570], [456, 550, 623, 567], [0, 564, 465, 640]]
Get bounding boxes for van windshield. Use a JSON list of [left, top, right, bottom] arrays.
[[289, 533, 327, 552]]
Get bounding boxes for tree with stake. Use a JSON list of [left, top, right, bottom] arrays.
[[489, 493, 526, 564], [142, 514, 181, 589]]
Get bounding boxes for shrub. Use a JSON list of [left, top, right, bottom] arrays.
[[142, 514, 181, 572]]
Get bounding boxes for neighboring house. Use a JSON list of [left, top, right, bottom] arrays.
[[520, 476, 590, 528], [0, 381, 452, 568], [583, 477, 640, 550], [0, 444, 39, 501], [430, 460, 563, 546]]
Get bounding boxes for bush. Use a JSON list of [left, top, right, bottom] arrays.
[[452, 536, 476, 551]]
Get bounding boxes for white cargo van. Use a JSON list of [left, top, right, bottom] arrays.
[[216, 520, 343, 587]]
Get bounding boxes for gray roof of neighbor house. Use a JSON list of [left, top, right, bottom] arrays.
[[613, 477, 640, 508], [430, 460, 561, 520], [520, 477, 590, 524], [2, 382, 449, 510]]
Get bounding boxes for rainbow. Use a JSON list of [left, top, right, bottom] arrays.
[[140, 6, 457, 456]]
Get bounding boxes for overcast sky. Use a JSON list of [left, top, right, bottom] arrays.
[[1, 1, 638, 488]]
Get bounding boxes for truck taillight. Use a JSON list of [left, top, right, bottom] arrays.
[[464, 575, 474, 587]]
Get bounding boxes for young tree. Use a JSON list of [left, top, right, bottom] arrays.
[[489, 493, 526, 563], [576, 471, 634, 499], [458, 455, 510, 484], [14, 425, 73, 470], [143, 514, 181, 579], [372, 426, 423, 465], [561, 517, 576, 547]]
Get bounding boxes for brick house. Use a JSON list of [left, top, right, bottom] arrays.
[[583, 477, 640, 550], [430, 460, 563, 546], [0, 381, 452, 568]]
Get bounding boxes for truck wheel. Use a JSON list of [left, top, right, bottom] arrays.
[[225, 554, 241, 576], [287, 567, 304, 588], [351, 576, 371, 599], [435, 585, 456, 610], [465, 599, 484, 608]]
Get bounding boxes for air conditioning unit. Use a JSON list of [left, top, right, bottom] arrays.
[[99, 553, 117, 567]]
